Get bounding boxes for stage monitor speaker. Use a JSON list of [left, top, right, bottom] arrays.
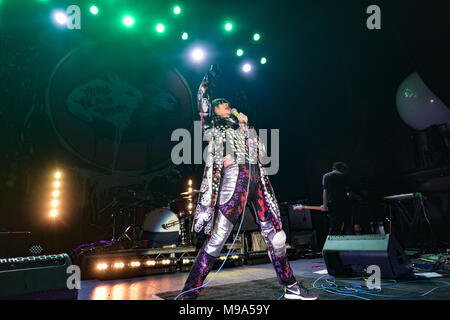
[[288, 203, 313, 230], [322, 234, 412, 279], [0, 253, 78, 299]]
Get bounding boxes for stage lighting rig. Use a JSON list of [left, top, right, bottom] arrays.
[[49, 170, 63, 218]]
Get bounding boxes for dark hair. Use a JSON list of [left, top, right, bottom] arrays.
[[212, 98, 229, 109], [332, 162, 348, 173]]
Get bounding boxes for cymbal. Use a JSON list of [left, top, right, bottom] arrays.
[[180, 190, 200, 195]]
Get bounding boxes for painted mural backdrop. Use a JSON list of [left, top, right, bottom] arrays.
[[46, 41, 193, 173]]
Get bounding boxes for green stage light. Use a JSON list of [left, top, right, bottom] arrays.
[[122, 15, 135, 27], [260, 57, 267, 64], [173, 6, 181, 15], [253, 33, 260, 41], [236, 49, 243, 56], [90, 5, 99, 15], [225, 22, 233, 31], [156, 24, 165, 33], [181, 32, 188, 40]]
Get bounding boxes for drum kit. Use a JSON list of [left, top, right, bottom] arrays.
[[105, 187, 200, 248]]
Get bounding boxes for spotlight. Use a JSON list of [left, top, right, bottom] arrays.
[[188, 203, 193, 210], [97, 263, 108, 270], [191, 48, 205, 62], [54, 181, 61, 188], [51, 199, 59, 208], [173, 6, 181, 15], [50, 209, 58, 218], [90, 5, 99, 15], [253, 33, 261, 41], [188, 179, 192, 186], [54, 171, 61, 179], [181, 32, 189, 40], [146, 260, 156, 266], [225, 22, 233, 31], [52, 190, 60, 197], [130, 261, 141, 268], [242, 63, 252, 73], [260, 57, 267, 64], [53, 11, 67, 25], [156, 23, 165, 33], [122, 15, 135, 27], [236, 49, 244, 57], [161, 259, 171, 265], [113, 262, 125, 269]]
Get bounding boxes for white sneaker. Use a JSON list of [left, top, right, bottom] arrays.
[[284, 282, 319, 300]]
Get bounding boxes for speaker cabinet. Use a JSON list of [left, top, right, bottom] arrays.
[[322, 234, 412, 279]]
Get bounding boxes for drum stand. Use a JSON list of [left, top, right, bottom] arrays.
[[178, 212, 193, 246], [111, 205, 138, 247]]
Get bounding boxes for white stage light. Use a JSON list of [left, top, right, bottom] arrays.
[[53, 11, 68, 25], [242, 63, 252, 73], [191, 48, 205, 62]]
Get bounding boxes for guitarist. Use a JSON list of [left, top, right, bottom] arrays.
[[320, 162, 354, 235]]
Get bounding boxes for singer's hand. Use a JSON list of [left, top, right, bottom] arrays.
[[237, 113, 248, 131], [237, 112, 248, 124]]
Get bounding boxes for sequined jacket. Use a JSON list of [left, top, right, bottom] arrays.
[[193, 73, 282, 235]]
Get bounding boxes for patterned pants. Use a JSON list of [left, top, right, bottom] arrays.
[[180, 163, 296, 299]]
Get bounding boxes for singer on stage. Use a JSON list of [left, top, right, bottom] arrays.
[[178, 65, 318, 300]]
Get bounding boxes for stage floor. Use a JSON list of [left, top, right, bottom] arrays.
[[78, 258, 450, 300]]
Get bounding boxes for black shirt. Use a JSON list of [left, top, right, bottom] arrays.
[[322, 170, 349, 205]]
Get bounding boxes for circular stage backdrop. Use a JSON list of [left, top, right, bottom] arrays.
[[46, 41, 193, 172]]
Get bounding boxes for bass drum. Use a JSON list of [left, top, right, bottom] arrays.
[[142, 207, 180, 248]]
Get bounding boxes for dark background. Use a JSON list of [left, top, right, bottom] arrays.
[[0, 0, 449, 253]]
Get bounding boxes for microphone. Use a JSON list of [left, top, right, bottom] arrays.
[[231, 108, 248, 124], [231, 108, 249, 133]]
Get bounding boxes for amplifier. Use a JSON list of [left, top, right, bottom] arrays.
[[288, 203, 313, 230], [0, 253, 78, 299]]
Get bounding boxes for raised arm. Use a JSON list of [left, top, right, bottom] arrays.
[[197, 64, 220, 137]]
